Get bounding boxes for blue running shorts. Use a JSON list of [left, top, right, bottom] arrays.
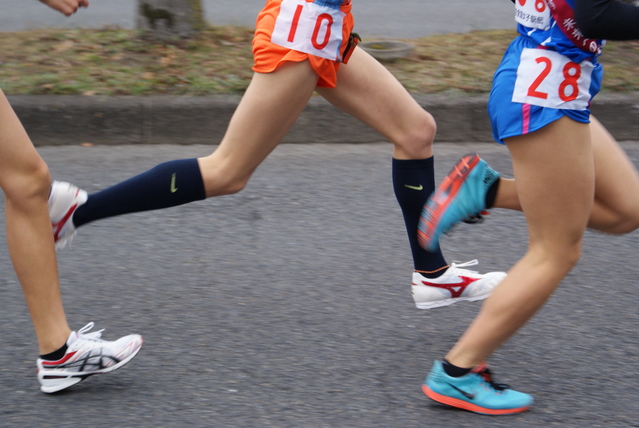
[[488, 36, 603, 144]]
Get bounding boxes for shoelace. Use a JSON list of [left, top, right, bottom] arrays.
[[445, 210, 489, 236], [447, 259, 480, 275], [475, 367, 509, 392], [462, 210, 489, 224], [76, 322, 105, 342]]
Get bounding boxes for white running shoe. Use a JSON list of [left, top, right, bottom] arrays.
[[37, 322, 143, 394], [412, 259, 506, 309], [48, 181, 87, 250]]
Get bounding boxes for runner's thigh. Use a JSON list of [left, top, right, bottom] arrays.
[[590, 115, 639, 229], [316, 47, 432, 149]]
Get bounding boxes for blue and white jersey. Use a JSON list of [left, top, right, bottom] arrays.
[[515, 0, 604, 63]]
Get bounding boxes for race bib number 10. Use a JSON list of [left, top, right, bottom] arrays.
[[512, 48, 594, 110], [271, 0, 345, 61]]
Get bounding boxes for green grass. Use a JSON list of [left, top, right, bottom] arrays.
[[1, 27, 638, 96]]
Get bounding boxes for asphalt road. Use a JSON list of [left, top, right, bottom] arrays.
[[0, 142, 637, 427], [0, 0, 514, 38]]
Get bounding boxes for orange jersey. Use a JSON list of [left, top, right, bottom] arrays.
[[253, 0, 354, 88]]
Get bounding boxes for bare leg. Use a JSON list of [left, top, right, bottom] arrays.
[[445, 116, 593, 367], [586, 116, 639, 233], [490, 116, 639, 233], [198, 61, 320, 196], [0, 90, 70, 354], [316, 47, 435, 159]]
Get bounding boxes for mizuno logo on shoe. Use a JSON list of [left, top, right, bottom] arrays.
[[404, 184, 423, 191], [170, 173, 178, 193], [448, 383, 475, 400], [421, 276, 479, 298]]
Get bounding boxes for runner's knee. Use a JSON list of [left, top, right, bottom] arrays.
[[591, 199, 639, 234], [532, 239, 582, 275], [393, 110, 436, 158], [1, 157, 51, 205], [613, 201, 639, 233]]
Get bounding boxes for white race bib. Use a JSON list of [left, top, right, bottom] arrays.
[[515, 0, 551, 30], [271, 0, 345, 61], [512, 48, 594, 110]]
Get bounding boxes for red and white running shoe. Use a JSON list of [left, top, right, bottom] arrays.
[[48, 181, 87, 250], [412, 260, 506, 309], [37, 322, 143, 393]]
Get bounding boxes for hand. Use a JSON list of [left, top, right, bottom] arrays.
[[39, 0, 89, 17]]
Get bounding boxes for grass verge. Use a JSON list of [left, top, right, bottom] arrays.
[[1, 27, 638, 96]]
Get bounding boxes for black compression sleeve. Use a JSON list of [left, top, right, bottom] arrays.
[[575, 0, 639, 40]]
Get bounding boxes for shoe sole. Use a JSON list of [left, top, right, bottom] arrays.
[[39, 340, 143, 394], [422, 384, 531, 415], [413, 291, 492, 309], [418, 154, 480, 252]]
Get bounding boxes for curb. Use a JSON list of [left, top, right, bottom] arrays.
[[9, 92, 639, 146]]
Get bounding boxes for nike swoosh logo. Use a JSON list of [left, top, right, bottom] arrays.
[[170, 173, 178, 193], [404, 184, 423, 191], [448, 384, 475, 400]]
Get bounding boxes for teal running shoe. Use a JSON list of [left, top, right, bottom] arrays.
[[422, 360, 533, 415], [418, 154, 499, 252]]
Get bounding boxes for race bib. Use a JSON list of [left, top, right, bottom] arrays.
[[515, 0, 551, 30], [512, 48, 594, 110], [271, 0, 345, 61]]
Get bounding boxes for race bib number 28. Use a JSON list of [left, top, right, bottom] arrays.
[[271, 0, 345, 61], [512, 48, 594, 110]]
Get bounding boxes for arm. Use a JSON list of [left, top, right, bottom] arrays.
[[39, 0, 89, 17], [575, 0, 639, 40]]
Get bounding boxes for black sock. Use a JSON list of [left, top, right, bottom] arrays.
[[442, 359, 472, 377], [485, 178, 500, 209], [73, 158, 206, 227], [40, 343, 68, 361], [392, 157, 447, 278]]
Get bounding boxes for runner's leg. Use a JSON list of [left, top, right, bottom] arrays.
[[316, 47, 506, 305], [445, 116, 593, 367], [316, 47, 434, 160], [586, 116, 639, 233], [478, 116, 639, 234], [318, 47, 446, 274], [70, 61, 319, 226], [0, 90, 71, 354], [198, 61, 319, 196]]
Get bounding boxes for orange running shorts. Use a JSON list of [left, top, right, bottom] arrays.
[[252, 0, 355, 88]]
